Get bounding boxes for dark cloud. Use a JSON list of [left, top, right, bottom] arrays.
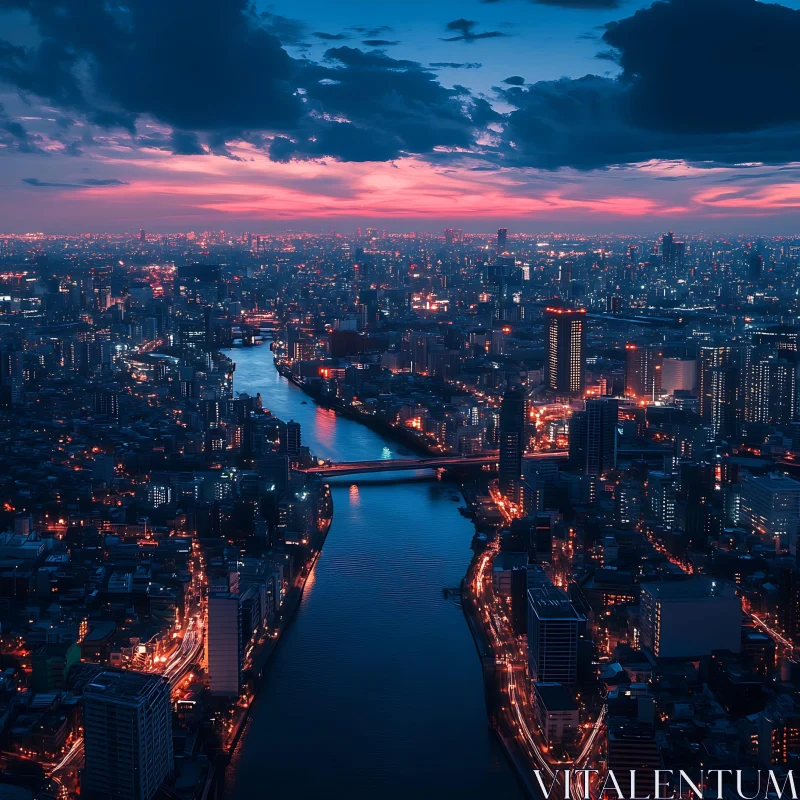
[[481, 0, 621, 5], [312, 32, 349, 41], [429, 62, 483, 69], [349, 26, 394, 37], [291, 46, 488, 161], [502, 75, 525, 85], [257, 12, 307, 46], [0, 0, 490, 163], [498, 0, 800, 169], [0, 0, 302, 133], [604, 0, 800, 135], [0, 107, 44, 153], [171, 131, 206, 155], [23, 177, 127, 188], [442, 19, 508, 42]]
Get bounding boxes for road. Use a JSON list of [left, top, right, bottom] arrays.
[[469, 485, 606, 796]]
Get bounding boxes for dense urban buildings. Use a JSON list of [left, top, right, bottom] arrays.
[[2, 224, 800, 798]]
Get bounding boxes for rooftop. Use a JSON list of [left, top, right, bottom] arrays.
[[84, 669, 167, 702]]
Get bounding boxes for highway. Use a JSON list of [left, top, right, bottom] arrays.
[[469, 485, 606, 796], [162, 614, 204, 688]]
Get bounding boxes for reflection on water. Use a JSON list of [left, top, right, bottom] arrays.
[[224, 346, 523, 800]]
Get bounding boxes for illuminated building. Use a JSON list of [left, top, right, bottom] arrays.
[[645, 471, 676, 528], [527, 580, 585, 687], [569, 398, 618, 478], [83, 670, 173, 800], [498, 385, 525, 503], [698, 345, 736, 424], [497, 227, 508, 253], [743, 351, 797, 425], [740, 473, 800, 553], [639, 579, 741, 659], [624, 344, 662, 401], [545, 306, 585, 394], [759, 707, 800, 765]]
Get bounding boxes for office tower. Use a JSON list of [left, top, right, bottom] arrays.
[[207, 592, 242, 697], [743, 351, 797, 425], [279, 420, 301, 457], [777, 567, 800, 646], [639, 579, 741, 658], [698, 345, 736, 423], [614, 480, 642, 528], [624, 344, 662, 401], [673, 239, 685, 271], [740, 473, 800, 553], [545, 306, 586, 394], [444, 228, 455, 246], [139, 228, 146, 243], [0, 347, 23, 407], [751, 326, 800, 356], [527, 581, 585, 687], [533, 684, 579, 745], [91, 264, 113, 311], [661, 230, 675, 272], [497, 227, 508, 253], [759, 706, 800, 766], [710, 364, 739, 439], [606, 719, 659, 797], [748, 252, 764, 281], [83, 670, 173, 800], [410, 332, 431, 375], [499, 386, 526, 504], [558, 260, 572, 295], [661, 356, 696, 395], [569, 397, 618, 478], [645, 471, 676, 528], [93, 389, 120, 421]]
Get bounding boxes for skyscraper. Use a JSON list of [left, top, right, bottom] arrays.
[[710, 364, 739, 439], [569, 398, 618, 477], [743, 351, 797, 425], [83, 670, 173, 800], [748, 252, 764, 282], [624, 344, 662, 401], [527, 580, 586, 687], [545, 306, 586, 395], [661, 230, 674, 271], [499, 385, 526, 503], [497, 227, 508, 253], [284, 419, 301, 457], [698, 345, 736, 424], [207, 591, 242, 697]]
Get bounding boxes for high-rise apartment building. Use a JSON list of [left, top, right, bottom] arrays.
[[545, 306, 585, 395], [83, 670, 173, 800], [499, 385, 526, 504]]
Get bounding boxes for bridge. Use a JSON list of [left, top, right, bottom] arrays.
[[301, 451, 568, 477]]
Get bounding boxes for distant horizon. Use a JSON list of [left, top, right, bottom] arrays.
[[4, 225, 800, 239]]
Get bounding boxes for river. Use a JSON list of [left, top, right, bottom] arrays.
[[224, 344, 524, 800]]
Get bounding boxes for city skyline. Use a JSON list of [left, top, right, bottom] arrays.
[[3, 0, 800, 231]]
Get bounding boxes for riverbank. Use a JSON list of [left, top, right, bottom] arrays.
[[276, 360, 439, 458], [461, 546, 538, 800]]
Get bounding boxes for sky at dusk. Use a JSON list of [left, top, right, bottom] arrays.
[[2, 0, 800, 233]]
